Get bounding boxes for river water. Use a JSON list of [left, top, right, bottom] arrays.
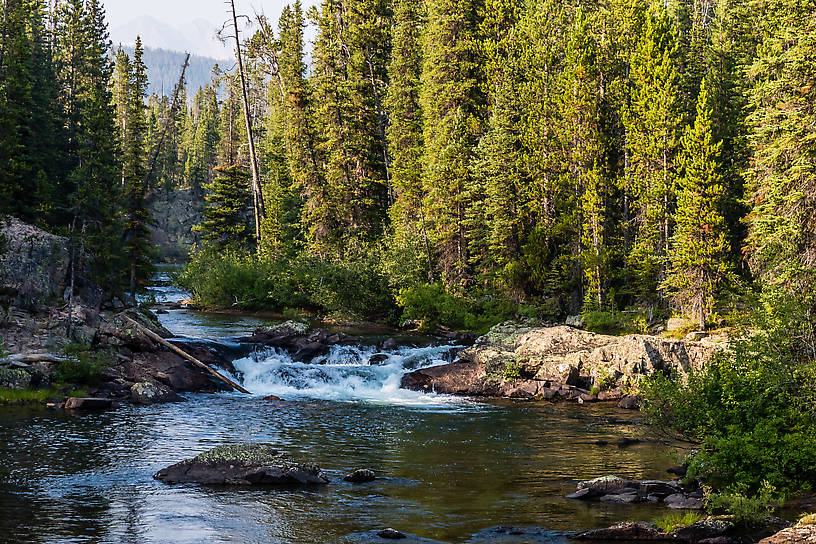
[[0, 269, 680, 543]]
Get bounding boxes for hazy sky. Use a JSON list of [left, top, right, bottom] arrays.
[[103, 0, 311, 30]]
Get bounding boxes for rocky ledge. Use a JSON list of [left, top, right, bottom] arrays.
[[401, 321, 723, 402], [154, 443, 329, 486]]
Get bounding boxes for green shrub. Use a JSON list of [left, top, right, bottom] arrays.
[[503, 362, 522, 381], [706, 482, 778, 526], [653, 511, 703, 533], [175, 248, 395, 320], [641, 293, 816, 496], [56, 344, 112, 385]]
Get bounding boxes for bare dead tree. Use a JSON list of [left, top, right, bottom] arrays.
[[222, 0, 266, 253]]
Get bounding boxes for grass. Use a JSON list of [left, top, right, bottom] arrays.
[[0, 386, 87, 406], [653, 511, 704, 533], [798, 513, 816, 526]]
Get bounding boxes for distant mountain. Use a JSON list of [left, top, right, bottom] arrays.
[[111, 15, 231, 60], [119, 46, 224, 97]]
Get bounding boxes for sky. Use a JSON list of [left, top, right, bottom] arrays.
[[103, 0, 297, 30], [104, 0, 319, 59]]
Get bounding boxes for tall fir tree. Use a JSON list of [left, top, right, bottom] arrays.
[[663, 82, 734, 328]]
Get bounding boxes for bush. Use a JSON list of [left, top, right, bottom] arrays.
[[56, 344, 112, 385], [641, 292, 816, 496], [583, 310, 650, 335], [175, 248, 395, 320], [503, 362, 522, 381], [396, 284, 518, 332]]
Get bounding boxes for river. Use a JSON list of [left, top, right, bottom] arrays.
[[0, 268, 680, 543]]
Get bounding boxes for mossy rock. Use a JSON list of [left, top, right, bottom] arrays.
[[154, 443, 329, 486]]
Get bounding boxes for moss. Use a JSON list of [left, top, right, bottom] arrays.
[[193, 444, 293, 465]]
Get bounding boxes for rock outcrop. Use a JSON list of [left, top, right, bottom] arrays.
[[401, 321, 722, 400], [154, 443, 329, 486], [146, 189, 203, 262]]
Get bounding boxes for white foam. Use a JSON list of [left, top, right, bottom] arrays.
[[230, 344, 471, 408]]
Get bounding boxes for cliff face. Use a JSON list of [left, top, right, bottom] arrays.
[[401, 321, 724, 401], [146, 189, 203, 262]]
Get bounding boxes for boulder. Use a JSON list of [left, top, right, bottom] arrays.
[[130, 381, 181, 404], [382, 338, 399, 350], [344, 468, 376, 483], [368, 353, 390, 366], [154, 443, 329, 486], [665, 493, 705, 510], [670, 518, 734, 542], [96, 308, 173, 352], [0, 217, 70, 310], [567, 476, 637, 499], [64, 397, 113, 410], [573, 522, 669, 541]]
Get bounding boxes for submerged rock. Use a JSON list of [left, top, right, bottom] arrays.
[[344, 468, 376, 483], [154, 443, 329, 486], [64, 397, 113, 410], [377, 528, 406, 540]]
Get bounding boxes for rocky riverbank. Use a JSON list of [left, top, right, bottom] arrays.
[[401, 321, 725, 403]]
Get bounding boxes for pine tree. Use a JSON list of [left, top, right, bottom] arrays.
[[663, 82, 733, 329]]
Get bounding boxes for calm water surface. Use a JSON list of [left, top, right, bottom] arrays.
[[0, 272, 681, 543]]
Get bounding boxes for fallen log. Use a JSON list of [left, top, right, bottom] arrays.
[[122, 316, 250, 394], [0, 353, 71, 365]]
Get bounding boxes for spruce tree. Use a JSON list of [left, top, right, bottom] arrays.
[[194, 165, 253, 249], [385, 0, 433, 282], [663, 82, 733, 329]]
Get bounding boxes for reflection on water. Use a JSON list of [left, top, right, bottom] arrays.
[[0, 398, 677, 544]]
